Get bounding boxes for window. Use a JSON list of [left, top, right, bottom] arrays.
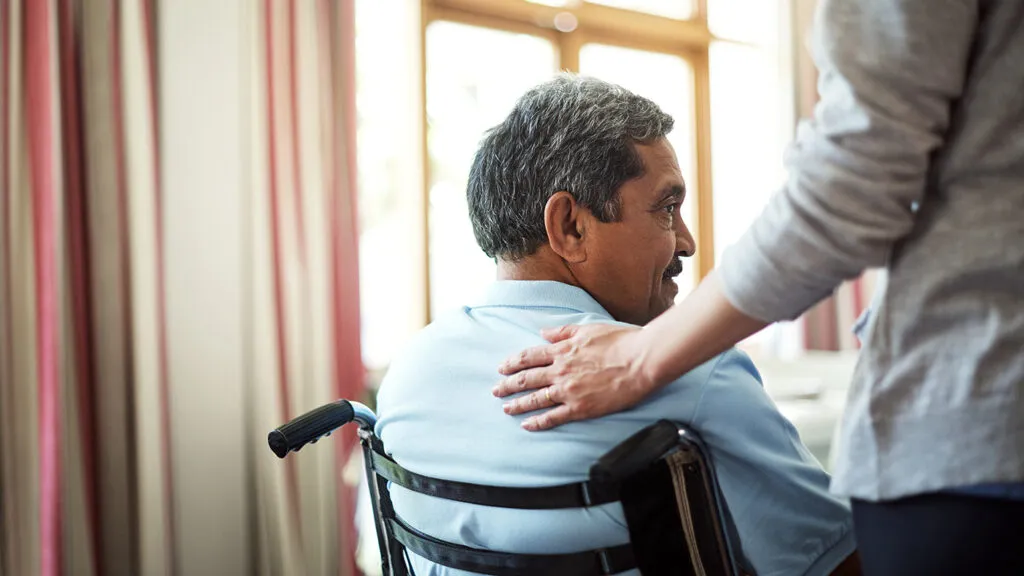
[[357, 0, 796, 363]]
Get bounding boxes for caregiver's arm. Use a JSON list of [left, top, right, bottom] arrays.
[[496, 274, 766, 431], [718, 0, 978, 323], [496, 0, 981, 431]]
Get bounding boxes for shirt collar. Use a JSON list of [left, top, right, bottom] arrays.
[[477, 281, 612, 318]]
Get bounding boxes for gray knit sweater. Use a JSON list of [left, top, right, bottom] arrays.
[[718, 0, 1024, 500]]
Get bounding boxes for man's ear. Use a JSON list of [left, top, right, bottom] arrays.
[[544, 191, 587, 264]]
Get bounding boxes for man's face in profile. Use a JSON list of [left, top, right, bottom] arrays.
[[575, 138, 695, 326]]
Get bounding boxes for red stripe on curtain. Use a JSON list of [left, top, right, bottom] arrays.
[[1, 0, 13, 417], [287, 0, 306, 265], [313, 4, 345, 574], [263, 0, 304, 545], [109, 0, 141, 569], [811, 298, 839, 351], [334, 0, 362, 430], [263, 0, 292, 432], [316, 5, 343, 573], [0, 6, 10, 569], [339, 1, 362, 571], [321, 0, 362, 573], [56, 0, 101, 572], [139, 0, 178, 571], [24, 0, 63, 573], [801, 303, 814, 350]]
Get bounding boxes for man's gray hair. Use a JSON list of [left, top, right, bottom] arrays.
[[467, 74, 674, 260]]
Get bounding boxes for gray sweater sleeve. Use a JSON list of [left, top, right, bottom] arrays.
[[718, 0, 980, 322]]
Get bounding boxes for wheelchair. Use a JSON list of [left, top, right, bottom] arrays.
[[269, 400, 748, 576]]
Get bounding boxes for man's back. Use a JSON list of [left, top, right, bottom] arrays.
[[376, 282, 854, 575]]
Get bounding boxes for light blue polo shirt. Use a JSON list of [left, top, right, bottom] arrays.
[[375, 281, 855, 576]]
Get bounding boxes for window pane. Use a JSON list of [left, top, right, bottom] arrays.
[[709, 41, 787, 267], [586, 0, 694, 19], [708, 0, 780, 44], [356, 0, 423, 370], [426, 22, 557, 318], [579, 44, 697, 298], [710, 41, 792, 356]]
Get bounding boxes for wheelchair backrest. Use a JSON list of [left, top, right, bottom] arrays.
[[269, 400, 746, 576]]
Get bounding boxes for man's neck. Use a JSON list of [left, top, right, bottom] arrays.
[[496, 250, 581, 288]]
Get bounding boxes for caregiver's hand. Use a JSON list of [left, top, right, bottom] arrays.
[[492, 323, 656, 431], [492, 272, 769, 431]]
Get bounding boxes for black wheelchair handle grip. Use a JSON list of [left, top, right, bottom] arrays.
[[268, 400, 355, 458]]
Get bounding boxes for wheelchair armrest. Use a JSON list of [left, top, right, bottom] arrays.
[[594, 420, 745, 576], [589, 420, 686, 482]]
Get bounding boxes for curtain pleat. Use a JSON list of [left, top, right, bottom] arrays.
[[327, 2, 364, 574], [4, 2, 43, 574], [56, 0, 99, 572], [23, 1, 62, 575], [79, 2, 137, 573], [0, 8, 9, 574], [122, 0, 174, 573]]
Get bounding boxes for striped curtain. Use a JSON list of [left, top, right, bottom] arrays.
[[251, 0, 364, 574], [0, 0, 363, 574]]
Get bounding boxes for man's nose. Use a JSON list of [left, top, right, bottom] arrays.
[[676, 219, 696, 258]]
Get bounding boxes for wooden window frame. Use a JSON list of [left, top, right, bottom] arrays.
[[418, 0, 716, 320]]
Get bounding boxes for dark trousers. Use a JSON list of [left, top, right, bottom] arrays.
[[852, 492, 1024, 576]]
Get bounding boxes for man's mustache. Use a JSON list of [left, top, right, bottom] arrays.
[[664, 258, 683, 279]]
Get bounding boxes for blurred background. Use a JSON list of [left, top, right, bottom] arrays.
[[0, 0, 876, 574]]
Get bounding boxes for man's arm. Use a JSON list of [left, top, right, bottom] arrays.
[[692, 350, 856, 576]]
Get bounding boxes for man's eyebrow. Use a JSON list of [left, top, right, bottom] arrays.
[[656, 184, 686, 203]]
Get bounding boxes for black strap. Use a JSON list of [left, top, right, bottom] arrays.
[[389, 516, 636, 576], [369, 449, 619, 509]]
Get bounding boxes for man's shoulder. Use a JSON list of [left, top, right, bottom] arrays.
[[378, 308, 473, 384], [396, 304, 617, 361], [703, 348, 762, 384], [378, 305, 601, 397], [662, 348, 762, 395], [628, 348, 762, 424]]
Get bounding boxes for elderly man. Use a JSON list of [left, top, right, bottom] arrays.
[[374, 75, 858, 575]]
